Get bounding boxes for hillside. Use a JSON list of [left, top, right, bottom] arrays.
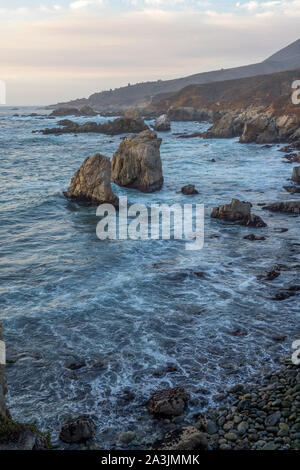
[[154, 68, 300, 117], [56, 39, 300, 111]]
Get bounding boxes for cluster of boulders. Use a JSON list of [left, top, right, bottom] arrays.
[[263, 201, 300, 214], [211, 198, 267, 228], [200, 107, 300, 144], [39, 109, 148, 136], [149, 358, 299, 451], [65, 129, 164, 205]]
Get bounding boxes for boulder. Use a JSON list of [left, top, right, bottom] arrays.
[[64, 153, 118, 206], [211, 198, 267, 227], [153, 426, 208, 451], [111, 130, 163, 193], [263, 201, 300, 214], [153, 114, 171, 131], [292, 166, 300, 184], [181, 185, 199, 195], [59, 416, 96, 443], [146, 387, 190, 418]]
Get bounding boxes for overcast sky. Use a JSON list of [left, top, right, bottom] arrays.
[[0, 0, 299, 105]]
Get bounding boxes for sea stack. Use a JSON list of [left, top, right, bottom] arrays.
[[65, 153, 118, 206], [111, 129, 163, 193], [292, 166, 300, 184]]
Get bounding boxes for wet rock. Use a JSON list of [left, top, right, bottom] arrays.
[[230, 329, 248, 337], [263, 201, 300, 215], [118, 431, 136, 444], [284, 185, 300, 194], [66, 361, 86, 371], [244, 234, 266, 241], [292, 166, 300, 184], [272, 336, 286, 342], [59, 416, 96, 443], [181, 185, 199, 195], [64, 153, 118, 206], [153, 114, 171, 132], [211, 199, 267, 228], [265, 411, 281, 427], [153, 426, 208, 450], [146, 387, 190, 418], [262, 268, 281, 281], [112, 130, 163, 193], [153, 365, 179, 377]]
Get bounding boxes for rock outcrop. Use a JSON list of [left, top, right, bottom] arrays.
[[40, 110, 148, 136], [153, 114, 171, 131], [240, 113, 277, 144], [64, 153, 118, 206], [50, 105, 97, 118], [167, 106, 211, 122], [59, 416, 96, 444], [211, 198, 267, 227], [181, 185, 199, 195], [153, 426, 208, 451], [201, 111, 244, 139], [146, 387, 190, 418], [292, 166, 300, 184], [111, 130, 163, 193], [263, 201, 300, 214]]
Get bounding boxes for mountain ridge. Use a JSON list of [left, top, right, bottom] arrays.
[[55, 39, 300, 111]]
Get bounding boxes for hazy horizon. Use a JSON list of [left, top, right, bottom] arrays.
[[1, 0, 300, 106]]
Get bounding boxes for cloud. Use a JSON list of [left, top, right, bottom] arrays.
[[0, 1, 299, 104]]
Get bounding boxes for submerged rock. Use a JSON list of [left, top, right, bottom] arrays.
[[181, 184, 199, 195], [146, 387, 190, 418], [64, 153, 118, 206], [153, 114, 171, 131], [244, 234, 266, 241], [211, 198, 267, 227], [59, 416, 96, 443], [263, 201, 300, 214], [111, 130, 163, 193]]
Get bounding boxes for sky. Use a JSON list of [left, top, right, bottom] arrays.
[[0, 0, 300, 105]]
